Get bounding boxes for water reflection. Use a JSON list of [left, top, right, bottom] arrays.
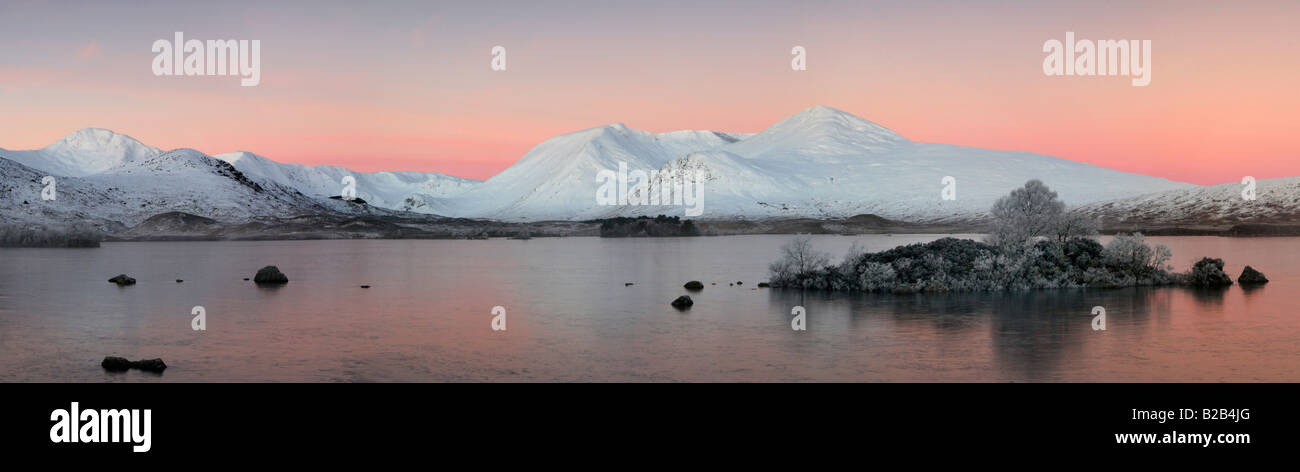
[[769, 284, 1231, 381], [0, 236, 1294, 382]]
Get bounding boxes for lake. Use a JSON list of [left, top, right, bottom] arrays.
[[0, 235, 1296, 382]]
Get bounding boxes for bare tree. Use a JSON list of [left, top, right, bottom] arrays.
[[987, 179, 1066, 247], [1051, 211, 1100, 243], [769, 235, 830, 283]]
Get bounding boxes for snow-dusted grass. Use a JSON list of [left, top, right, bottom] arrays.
[[0, 226, 101, 248]]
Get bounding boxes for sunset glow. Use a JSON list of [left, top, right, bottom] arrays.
[[2, 0, 1296, 184]]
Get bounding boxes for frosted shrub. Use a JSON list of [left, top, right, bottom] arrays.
[[1101, 233, 1172, 282], [857, 262, 897, 291], [769, 235, 1183, 292], [1186, 257, 1233, 287]]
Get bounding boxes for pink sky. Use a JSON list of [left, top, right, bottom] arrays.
[[1, 1, 1296, 184]]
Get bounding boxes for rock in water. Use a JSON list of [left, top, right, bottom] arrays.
[[670, 295, 694, 309], [133, 358, 167, 373], [684, 281, 704, 290], [101, 356, 132, 371], [253, 266, 289, 285], [757, 282, 771, 288], [1187, 258, 1233, 287], [108, 274, 136, 286], [101, 356, 166, 373], [1238, 266, 1269, 285]]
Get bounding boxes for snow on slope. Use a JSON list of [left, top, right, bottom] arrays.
[[0, 129, 479, 218], [214, 151, 479, 215], [0, 128, 162, 177], [1076, 177, 1300, 225], [1, 108, 1221, 226], [447, 106, 1195, 221], [0, 149, 335, 226], [442, 124, 747, 219]]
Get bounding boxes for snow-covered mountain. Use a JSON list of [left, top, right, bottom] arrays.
[[0, 148, 338, 227], [443, 124, 748, 219], [0, 129, 478, 226], [214, 151, 479, 215], [0, 128, 163, 177], [442, 106, 1195, 221], [10, 107, 1280, 232]]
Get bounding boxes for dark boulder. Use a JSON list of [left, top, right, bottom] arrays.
[[253, 266, 289, 285], [1186, 258, 1233, 287], [670, 295, 694, 309], [101, 356, 166, 373], [101, 356, 132, 371], [108, 274, 136, 286], [757, 282, 770, 288], [683, 281, 704, 290], [1238, 266, 1269, 285], [133, 358, 167, 373]]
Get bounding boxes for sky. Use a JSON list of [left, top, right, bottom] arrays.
[[0, 0, 1296, 184]]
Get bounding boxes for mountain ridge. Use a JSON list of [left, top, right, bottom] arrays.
[[4, 107, 1295, 236]]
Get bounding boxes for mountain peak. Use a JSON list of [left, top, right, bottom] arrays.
[[725, 106, 909, 159], [46, 128, 152, 153], [784, 106, 906, 139], [3, 128, 164, 176], [799, 105, 850, 117]]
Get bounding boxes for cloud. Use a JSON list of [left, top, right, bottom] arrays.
[[76, 41, 101, 60]]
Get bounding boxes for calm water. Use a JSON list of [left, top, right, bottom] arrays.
[[0, 235, 1296, 382]]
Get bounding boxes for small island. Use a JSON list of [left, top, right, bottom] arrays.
[[596, 215, 700, 237], [769, 180, 1254, 292]]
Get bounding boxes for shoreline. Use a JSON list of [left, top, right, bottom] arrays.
[[9, 211, 1300, 245]]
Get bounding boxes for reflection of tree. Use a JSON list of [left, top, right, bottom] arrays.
[[765, 285, 1226, 381], [1190, 286, 1230, 306]]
